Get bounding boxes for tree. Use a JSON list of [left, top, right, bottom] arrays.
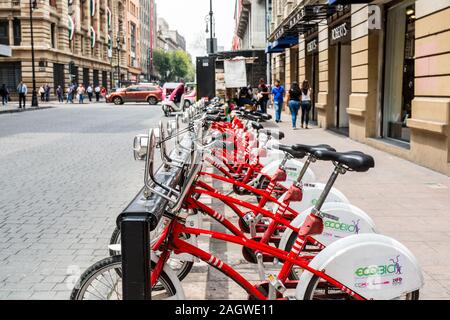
[[153, 49, 172, 82], [153, 49, 195, 82]]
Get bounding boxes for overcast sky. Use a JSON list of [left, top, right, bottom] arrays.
[[155, 0, 235, 58]]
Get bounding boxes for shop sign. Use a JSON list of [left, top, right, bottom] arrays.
[[306, 38, 318, 55], [329, 19, 351, 45]]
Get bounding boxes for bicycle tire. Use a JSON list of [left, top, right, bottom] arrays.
[[108, 226, 194, 282], [70, 255, 179, 300], [304, 275, 420, 300]]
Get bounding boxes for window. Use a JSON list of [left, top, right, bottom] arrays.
[[0, 20, 9, 45], [13, 19, 21, 45], [382, 1, 415, 143], [51, 23, 56, 48]]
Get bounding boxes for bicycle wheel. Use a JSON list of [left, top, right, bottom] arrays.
[[109, 226, 194, 282], [304, 275, 420, 300], [70, 255, 182, 300]]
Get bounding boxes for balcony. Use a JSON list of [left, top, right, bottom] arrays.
[[0, 0, 21, 11], [236, 0, 251, 39]]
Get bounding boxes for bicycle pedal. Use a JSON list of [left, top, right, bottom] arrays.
[[256, 252, 266, 281], [267, 274, 287, 295]]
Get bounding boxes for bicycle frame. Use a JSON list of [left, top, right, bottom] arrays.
[[151, 219, 366, 300]]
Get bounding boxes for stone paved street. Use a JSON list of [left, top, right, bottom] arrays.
[[0, 103, 163, 299]]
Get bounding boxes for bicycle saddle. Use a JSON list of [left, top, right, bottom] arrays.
[[251, 121, 264, 131], [277, 144, 306, 159], [313, 150, 375, 172], [292, 144, 336, 154]]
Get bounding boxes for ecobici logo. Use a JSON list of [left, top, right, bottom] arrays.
[[324, 219, 360, 234], [355, 255, 403, 278]]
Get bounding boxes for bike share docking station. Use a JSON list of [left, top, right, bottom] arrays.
[[117, 131, 193, 300]]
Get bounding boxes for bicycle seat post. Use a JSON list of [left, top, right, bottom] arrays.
[[312, 165, 346, 216]]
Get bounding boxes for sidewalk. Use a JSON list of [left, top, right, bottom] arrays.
[[183, 120, 450, 300], [0, 101, 56, 115]]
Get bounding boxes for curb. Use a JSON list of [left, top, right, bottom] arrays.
[[0, 106, 54, 115]]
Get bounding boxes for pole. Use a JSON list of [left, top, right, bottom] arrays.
[[209, 0, 214, 54], [29, 0, 38, 107], [149, 0, 153, 80], [117, 44, 120, 88]]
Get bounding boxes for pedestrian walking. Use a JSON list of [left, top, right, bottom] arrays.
[[286, 82, 302, 130], [44, 84, 51, 102], [257, 79, 270, 114], [271, 80, 285, 123], [0, 84, 9, 106], [77, 84, 85, 104], [17, 81, 28, 109], [39, 85, 45, 102], [300, 80, 313, 129], [87, 84, 93, 102], [56, 85, 64, 103], [94, 85, 101, 102]]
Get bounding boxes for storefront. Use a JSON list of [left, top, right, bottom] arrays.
[[329, 14, 352, 135], [304, 28, 319, 123], [381, 0, 416, 144]]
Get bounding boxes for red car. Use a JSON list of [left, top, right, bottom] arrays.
[[106, 84, 163, 105]]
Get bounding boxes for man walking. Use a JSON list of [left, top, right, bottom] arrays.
[[56, 85, 64, 103], [0, 84, 9, 106], [77, 84, 85, 104], [87, 84, 93, 102], [17, 81, 28, 109], [271, 80, 285, 123], [94, 85, 101, 102], [44, 84, 51, 102]]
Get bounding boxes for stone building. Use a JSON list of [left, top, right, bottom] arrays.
[[0, 0, 133, 94], [268, 0, 450, 176], [234, 0, 269, 50], [140, 0, 157, 80], [157, 17, 186, 52]]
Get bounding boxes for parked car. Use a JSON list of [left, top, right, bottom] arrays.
[[106, 84, 163, 105]]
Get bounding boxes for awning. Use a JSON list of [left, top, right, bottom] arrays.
[[265, 44, 285, 54], [273, 36, 298, 49], [0, 44, 12, 57]]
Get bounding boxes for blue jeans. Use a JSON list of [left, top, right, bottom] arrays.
[[259, 99, 268, 114], [289, 100, 301, 128], [301, 100, 312, 127], [274, 100, 283, 122], [79, 94, 84, 104]]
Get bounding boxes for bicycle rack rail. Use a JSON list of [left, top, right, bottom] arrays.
[[117, 134, 193, 300]]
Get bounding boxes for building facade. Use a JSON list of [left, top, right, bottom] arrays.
[[139, 0, 157, 81], [157, 17, 186, 52], [125, 0, 141, 82], [234, 0, 269, 50], [0, 0, 131, 94], [268, 0, 450, 176]]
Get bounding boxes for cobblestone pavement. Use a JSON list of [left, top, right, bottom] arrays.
[[183, 118, 450, 300], [0, 102, 163, 299]]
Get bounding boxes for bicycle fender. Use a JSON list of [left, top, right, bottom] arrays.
[[278, 202, 377, 251], [151, 252, 186, 300], [295, 234, 424, 300]]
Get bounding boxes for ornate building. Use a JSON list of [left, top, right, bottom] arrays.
[[268, 0, 450, 175], [0, 0, 139, 94]]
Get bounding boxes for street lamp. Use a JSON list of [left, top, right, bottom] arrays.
[[205, 0, 215, 54], [116, 36, 121, 88], [29, 0, 38, 107]]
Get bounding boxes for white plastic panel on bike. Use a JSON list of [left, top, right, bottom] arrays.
[[278, 202, 377, 250], [273, 183, 349, 216], [295, 234, 424, 300], [260, 158, 316, 188]]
